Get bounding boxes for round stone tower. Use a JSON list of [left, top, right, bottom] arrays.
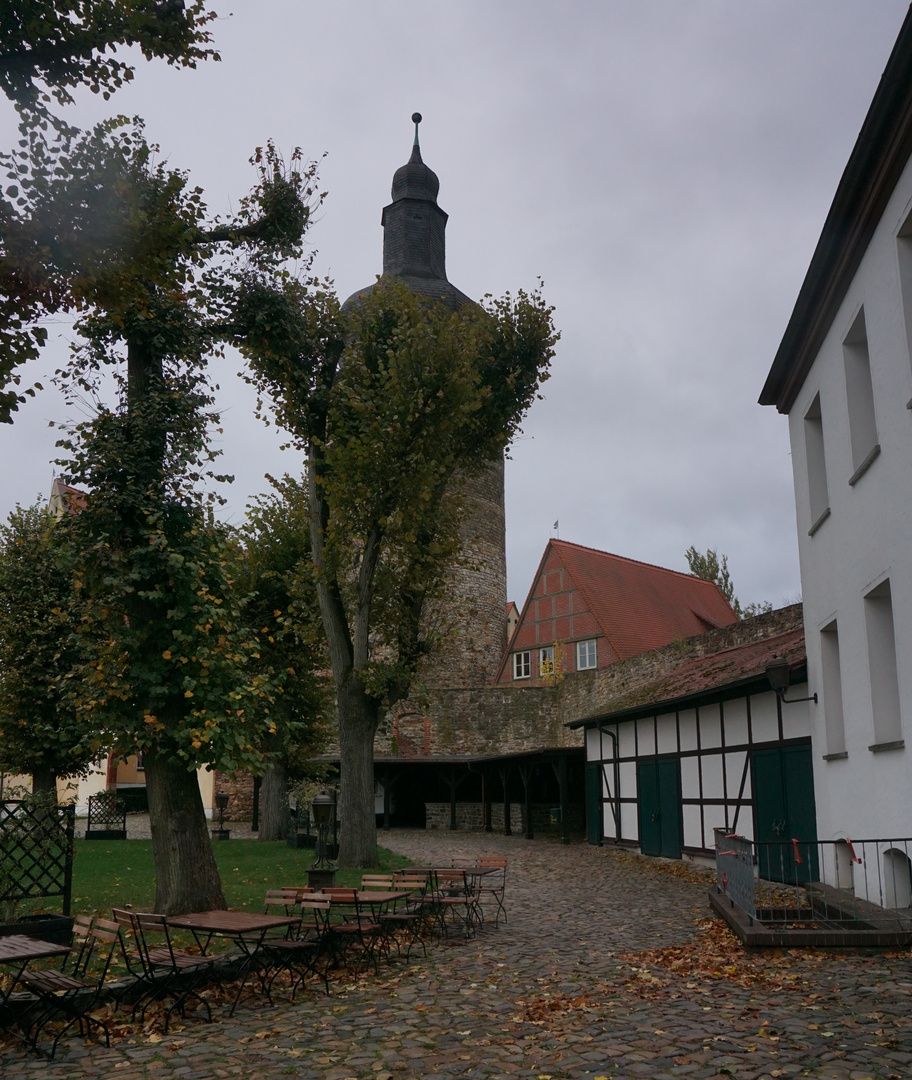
[[342, 116, 508, 689]]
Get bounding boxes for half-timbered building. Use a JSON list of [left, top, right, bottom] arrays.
[[569, 622, 815, 860]]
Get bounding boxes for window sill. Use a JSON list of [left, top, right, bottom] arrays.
[[808, 507, 831, 537], [868, 739, 904, 753], [822, 751, 848, 761], [848, 443, 880, 486]]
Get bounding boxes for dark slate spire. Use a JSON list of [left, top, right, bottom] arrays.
[[343, 114, 472, 312], [382, 112, 447, 280]]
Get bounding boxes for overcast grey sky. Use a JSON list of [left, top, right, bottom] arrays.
[[1, 1, 909, 611]]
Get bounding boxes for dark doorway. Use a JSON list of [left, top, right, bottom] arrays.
[[637, 757, 682, 859], [752, 742, 819, 883]]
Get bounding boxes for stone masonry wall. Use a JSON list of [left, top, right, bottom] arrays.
[[420, 457, 508, 692], [371, 604, 804, 759]]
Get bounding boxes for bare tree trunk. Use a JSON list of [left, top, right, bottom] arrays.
[[258, 763, 289, 841], [144, 749, 226, 914], [337, 675, 380, 868]]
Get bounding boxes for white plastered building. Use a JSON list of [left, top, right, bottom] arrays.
[[761, 8, 912, 858]]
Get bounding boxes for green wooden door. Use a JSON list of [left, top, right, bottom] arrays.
[[585, 763, 602, 845], [637, 758, 682, 859], [752, 743, 819, 883]]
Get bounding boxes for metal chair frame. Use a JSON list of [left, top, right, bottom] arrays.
[[20, 917, 119, 1059]]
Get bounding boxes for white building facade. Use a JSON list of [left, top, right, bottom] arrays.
[[761, 10, 912, 848]]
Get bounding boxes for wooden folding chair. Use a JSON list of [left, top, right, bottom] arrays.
[[127, 911, 218, 1032], [260, 897, 332, 999], [20, 918, 120, 1058], [322, 889, 384, 973], [475, 856, 508, 926]]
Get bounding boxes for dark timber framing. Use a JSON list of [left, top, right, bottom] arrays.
[[570, 667, 812, 856]]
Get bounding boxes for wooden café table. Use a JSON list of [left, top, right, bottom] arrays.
[[0, 934, 71, 1038], [166, 910, 299, 1015]]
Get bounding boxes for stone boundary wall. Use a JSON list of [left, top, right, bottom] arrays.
[[424, 802, 584, 832], [367, 604, 805, 759]]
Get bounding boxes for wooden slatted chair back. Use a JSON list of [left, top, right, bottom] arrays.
[[360, 874, 394, 890], [264, 888, 304, 914]]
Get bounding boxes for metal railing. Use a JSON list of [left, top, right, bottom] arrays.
[[714, 827, 912, 933]]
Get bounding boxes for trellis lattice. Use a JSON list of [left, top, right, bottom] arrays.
[[0, 801, 75, 915], [86, 791, 127, 839]]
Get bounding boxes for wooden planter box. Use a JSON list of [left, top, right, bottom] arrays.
[[0, 913, 74, 946]]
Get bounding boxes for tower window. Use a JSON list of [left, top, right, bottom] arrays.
[[512, 652, 531, 680]]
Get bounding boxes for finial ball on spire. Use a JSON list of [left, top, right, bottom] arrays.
[[412, 112, 422, 124]]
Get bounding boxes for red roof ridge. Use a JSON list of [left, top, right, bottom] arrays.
[[549, 538, 723, 586]]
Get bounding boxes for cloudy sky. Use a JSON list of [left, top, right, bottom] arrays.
[[1, 1, 909, 611]]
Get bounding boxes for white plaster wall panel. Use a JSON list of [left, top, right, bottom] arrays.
[[656, 714, 677, 755], [736, 813, 755, 842], [704, 808, 729, 843], [599, 762, 611, 799], [701, 752, 726, 799], [683, 803, 703, 849], [586, 727, 602, 760], [617, 721, 636, 759], [618, 760, 637, 799], [723, 698, 749, 746], [602, 804, 615, 840], [636, 717, 656, 757], [680, 755, 701, 800], [750, 694, 780, 744], [621, 800, 639, 841], [678, 709, 698, 752], [700, 705, 722, 749], [725, 750, 749, 800]]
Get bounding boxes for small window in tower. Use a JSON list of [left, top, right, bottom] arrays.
[[539, 646, 555, 676], [512, 651, 531, 680], [577, 639, 597, 670]]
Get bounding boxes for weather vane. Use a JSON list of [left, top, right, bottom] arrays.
[[412, 112, 422, 147]]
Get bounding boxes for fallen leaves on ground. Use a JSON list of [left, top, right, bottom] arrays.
[[616, 917, 811, 999]]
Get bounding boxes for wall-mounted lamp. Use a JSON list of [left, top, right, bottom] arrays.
[[765, 655, 817, 704]]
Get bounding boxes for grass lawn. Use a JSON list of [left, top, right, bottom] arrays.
[[31, 839, 414, 918]]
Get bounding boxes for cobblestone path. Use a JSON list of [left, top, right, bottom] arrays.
[[3, 830, 911, 1080]]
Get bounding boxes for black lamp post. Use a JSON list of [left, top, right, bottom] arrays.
[[212, 791, 231, 841], [765, 656, 818, 705]]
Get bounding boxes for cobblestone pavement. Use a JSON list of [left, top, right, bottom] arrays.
[[3, 830, 911, 1080]]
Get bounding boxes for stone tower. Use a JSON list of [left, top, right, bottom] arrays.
[[342, 116, 508, 689]]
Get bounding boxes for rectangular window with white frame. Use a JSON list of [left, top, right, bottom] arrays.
[[512, 651, 531, 680], [576, 639, 597, 670], [539, 646, 555, 676]]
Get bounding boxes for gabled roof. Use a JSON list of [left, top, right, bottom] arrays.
[[48, 479, 88, 517], [497, 540, 738, 681], [760, 8, 912, 413], [552, 540, 737, 660], [568, 626, 805, 728]]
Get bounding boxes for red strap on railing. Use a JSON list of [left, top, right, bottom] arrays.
[[845, 837, 862, 864], [791, 838, 803, 865]]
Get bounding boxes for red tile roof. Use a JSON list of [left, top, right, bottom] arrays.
[[570, 627, 805, 725], [551, 540, 738, 660]]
